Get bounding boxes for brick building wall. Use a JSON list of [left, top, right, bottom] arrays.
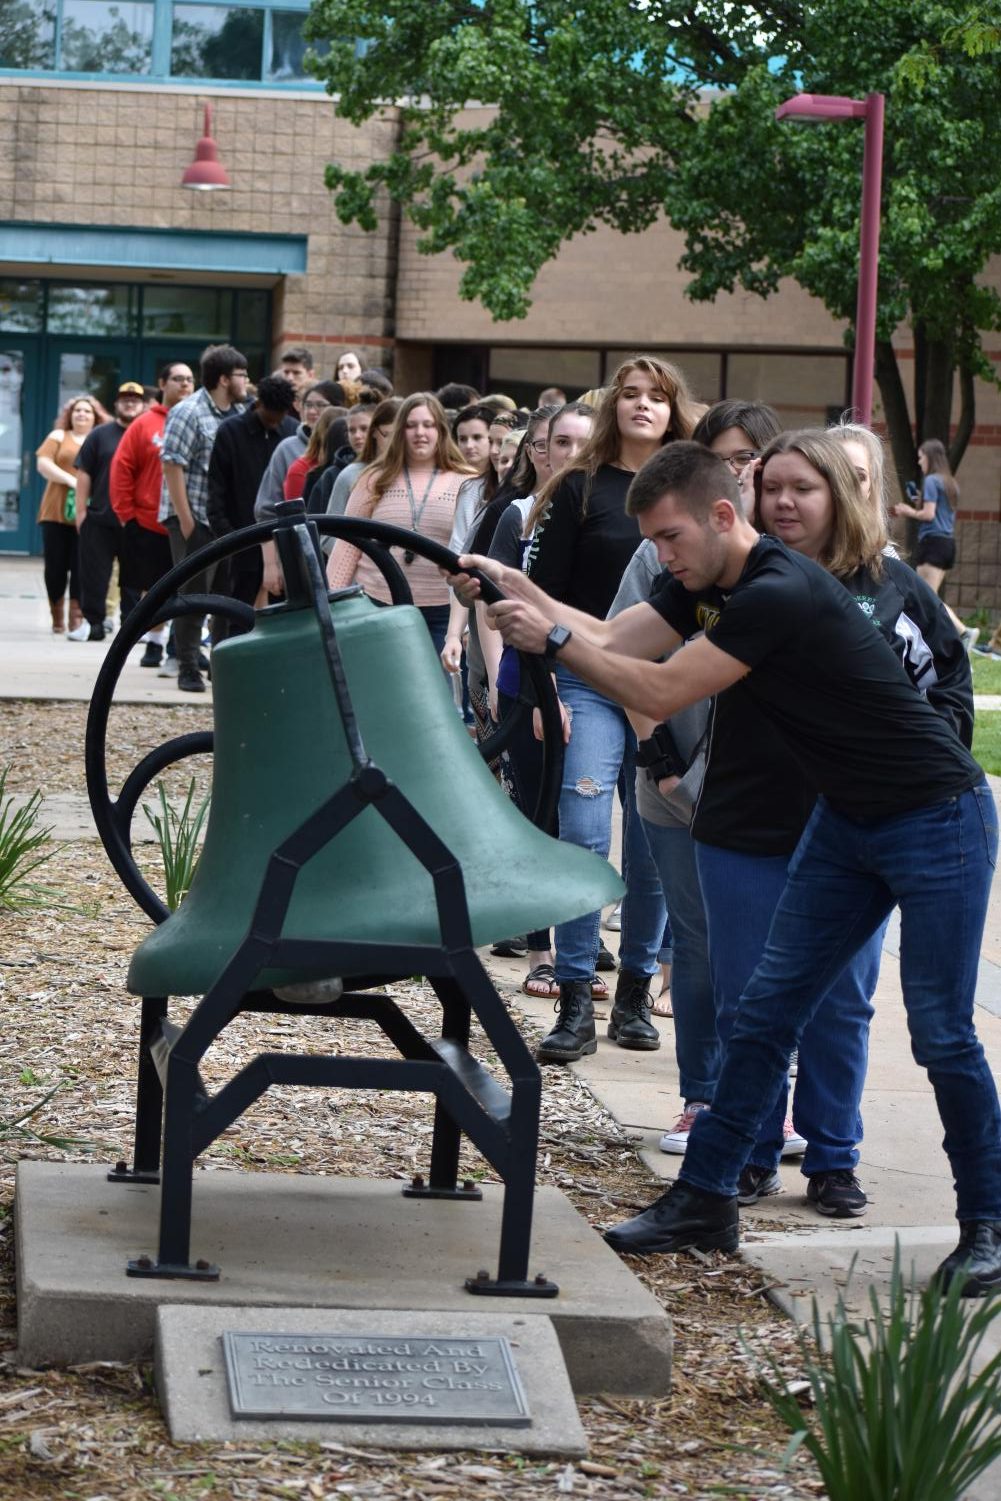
[[0, 78, 400, 373]]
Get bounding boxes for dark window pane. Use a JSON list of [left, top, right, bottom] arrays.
[[234, 288, 269, 343], [142, 286, 231, 338], [0, 0, 56, 68], [60, 0, 153, 73], [47, 283, 136, 336], [0, 349, 25, 534], [171, 5, 263, 80], [57, 350, 123, 415], [0, 278, 43, 333], [267, 10, 325, 81]]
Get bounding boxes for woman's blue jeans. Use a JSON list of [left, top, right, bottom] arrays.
[[553, 665, 666, 983], [641, 818, 720, 1102], [696, 839, 883, 1176], [682, 784, 1001, 1221]]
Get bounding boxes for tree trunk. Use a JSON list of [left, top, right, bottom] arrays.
[[949, 362, 975, 473], [914, 321, 927, 443], [875, 340, 916, 499], [921, 335, 956, 447]]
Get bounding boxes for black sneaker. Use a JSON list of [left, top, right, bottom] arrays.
[[604, 1180, 739, 1257], [807, 1170, 867, 1218], [934, 1221, 1001, 1296], [595, 939, 617, 972], [737, 1164, 782, 1205], [607, 969, 660, 1051], [536, 981, 596, 1064], [177, 666, 206, 693], [140, 642, 163, 668]]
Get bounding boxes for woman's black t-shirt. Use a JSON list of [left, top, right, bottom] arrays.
[[528, 464, 641, 619]]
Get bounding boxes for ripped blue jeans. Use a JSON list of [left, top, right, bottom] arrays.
[[552, 665, 666, 983]]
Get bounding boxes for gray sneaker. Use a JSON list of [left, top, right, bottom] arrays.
[[737, 1164, 782, 1205], [158, 656, 179, 677]]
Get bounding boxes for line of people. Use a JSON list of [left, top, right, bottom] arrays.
[[447, 359, 999, 1296]]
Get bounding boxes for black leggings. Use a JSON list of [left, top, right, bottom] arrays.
[[41, 521, 79, 603], [498, 687, 551, 954]]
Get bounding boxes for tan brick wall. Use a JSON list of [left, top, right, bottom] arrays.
[[0, 80, 399, 372]]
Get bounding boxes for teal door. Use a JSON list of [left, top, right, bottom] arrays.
[[45, 338, 140, 423], [0, 337, 42, 554]]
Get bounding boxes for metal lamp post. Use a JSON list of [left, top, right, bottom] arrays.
[[775, 92, 885, 427]]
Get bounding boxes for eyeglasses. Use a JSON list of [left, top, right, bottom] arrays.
[[302, 399, 329, 414], [529, 439, 548, 454], [721, 450, 757, 472]]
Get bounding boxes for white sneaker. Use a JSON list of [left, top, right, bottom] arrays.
[[788, 1048, 798, 1077], [962, 626, 980, 656], [659, 1101, 710, 1154], [158, 656, 179, 677], [604, 902, 622, 932], [66, 620, 95, 641], [104, 615, 117, 635], [781, 1117, 807, 1157]]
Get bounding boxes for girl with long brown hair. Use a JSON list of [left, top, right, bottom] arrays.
[[526, 356, 698, 1063], [326, 393, 474, 651]]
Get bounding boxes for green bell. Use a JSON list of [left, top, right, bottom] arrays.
[[128, 591, 622, 997]]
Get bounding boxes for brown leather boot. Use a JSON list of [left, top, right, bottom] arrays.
[[68, 597, 83, 631], [50, 598, 65, 633]]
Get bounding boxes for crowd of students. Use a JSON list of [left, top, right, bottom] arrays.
[[36, 342, 999, 1294]]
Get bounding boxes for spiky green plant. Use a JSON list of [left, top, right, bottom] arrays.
[[0, 1079, 101, 1158], [0, 765, 57, 910], [759, 1243, 1001, 1500], [143, 779, 210, 910]]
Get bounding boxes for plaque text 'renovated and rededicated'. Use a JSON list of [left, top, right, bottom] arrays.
[[222, 1332, 531, 1425]]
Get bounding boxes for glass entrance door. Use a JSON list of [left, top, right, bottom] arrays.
[[0, 338, 42, 554], [45, 338, 140, 420]]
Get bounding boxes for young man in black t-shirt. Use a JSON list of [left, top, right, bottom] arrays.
[[454, 442, 1001, 1296]]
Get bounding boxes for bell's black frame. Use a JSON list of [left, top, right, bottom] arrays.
[[85, 503, 567, 1296]]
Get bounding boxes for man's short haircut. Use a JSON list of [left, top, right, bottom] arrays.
[[256, 374, 298, 414], [437, 381, 480, 410], [626, 441, 741, 521], [692, 399, 782, 454], [281, 345, 314, 370], [158, 359, 190, 385], [200, 343, 248, 389]]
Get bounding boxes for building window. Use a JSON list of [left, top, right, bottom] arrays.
[[0, 0, 321, 84], [61, 0, 154, 74]]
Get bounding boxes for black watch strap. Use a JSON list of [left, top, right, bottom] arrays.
[[543, 624, 572, 661]]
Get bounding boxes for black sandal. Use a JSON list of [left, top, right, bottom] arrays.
[[521, 963, 559, 998]]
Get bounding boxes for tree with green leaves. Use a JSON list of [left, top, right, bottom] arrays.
[[304, 1, 1001, 484]]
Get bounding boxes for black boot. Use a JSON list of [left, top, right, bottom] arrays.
[[607, 968, 661, 1051], [934, 1220, 1001, 1296], [536, 981, 596, 1064], [604, 1180, 739, 1256]]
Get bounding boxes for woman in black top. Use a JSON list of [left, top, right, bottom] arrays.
[[527, 357, 698, 1062]]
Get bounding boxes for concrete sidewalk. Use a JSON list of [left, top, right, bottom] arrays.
[[0, 555, 209, 705]]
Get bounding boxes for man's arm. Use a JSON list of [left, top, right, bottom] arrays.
[[206, 432, 234, 538], [557, 631, 748, 723], [109, 426, 138, 524], [455, 553, 683, 657], [162, 461, 194, 539], [72, 469, 91, 532]]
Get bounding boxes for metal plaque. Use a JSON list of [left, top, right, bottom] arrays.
[[222, 1331, 531, 1426]]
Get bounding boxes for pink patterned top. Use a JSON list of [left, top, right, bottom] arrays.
[[326, 465, 467, 606]]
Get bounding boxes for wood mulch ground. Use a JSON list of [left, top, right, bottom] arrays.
[[0, 701, 822, 1499]]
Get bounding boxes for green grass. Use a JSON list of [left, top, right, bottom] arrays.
[[973, 712, 1001, 775], [972, 654, 1001, 695]]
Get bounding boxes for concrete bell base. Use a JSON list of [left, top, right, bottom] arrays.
[[15, 1162, 672, 1396]]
